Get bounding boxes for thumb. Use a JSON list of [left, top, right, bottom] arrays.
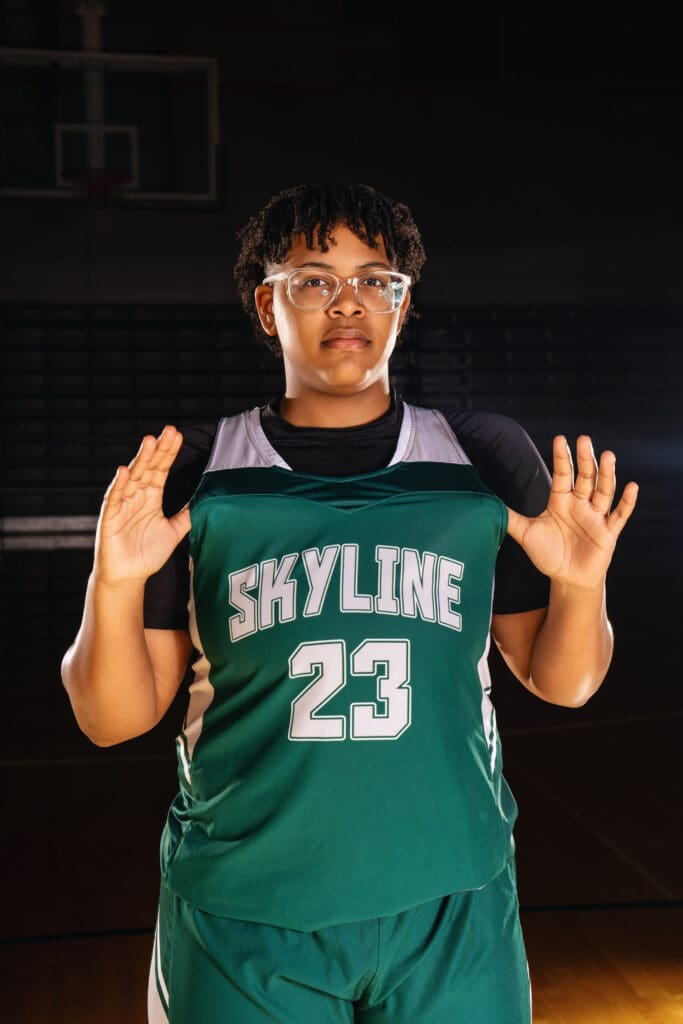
[[169, 504, 191, 541], [506, 506, 530, 546]]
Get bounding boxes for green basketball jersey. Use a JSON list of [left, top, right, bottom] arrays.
[[160, 403, 517, 931]]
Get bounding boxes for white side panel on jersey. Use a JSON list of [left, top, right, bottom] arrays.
[[477, 630, 498, 776], [179, 556, 216, 782], [397, 405, 471, 466]]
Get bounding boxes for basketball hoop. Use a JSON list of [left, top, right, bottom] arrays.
[[64, 168, 133, 206]]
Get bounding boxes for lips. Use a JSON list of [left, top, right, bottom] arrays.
[[322, 328, 370, 349]]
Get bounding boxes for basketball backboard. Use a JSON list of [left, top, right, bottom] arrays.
[[1, 46, 219, 204]]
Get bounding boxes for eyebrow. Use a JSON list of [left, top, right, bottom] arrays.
[[293, 260, 393, 271]]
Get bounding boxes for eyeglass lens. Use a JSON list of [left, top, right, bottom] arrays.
[[288, 271, 405, 312]]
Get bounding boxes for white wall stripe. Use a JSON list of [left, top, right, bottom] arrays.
[[1, 516, 98, 533], [0, 516, 97, 550], [2, 535, 95, 550]]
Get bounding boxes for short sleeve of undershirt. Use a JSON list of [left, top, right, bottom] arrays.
[[143, 421, 217, 629], [442, 409, 551, 614]]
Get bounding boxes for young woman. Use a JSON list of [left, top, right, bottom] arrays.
[[61, 182, 638, 1023]]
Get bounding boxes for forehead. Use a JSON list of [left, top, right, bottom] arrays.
[[278, 224, 390, 269]]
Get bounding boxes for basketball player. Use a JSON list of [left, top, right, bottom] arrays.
[[61, 182, 638, 1023]]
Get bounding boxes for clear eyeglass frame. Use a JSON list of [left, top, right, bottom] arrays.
[[261, 269, 411, 313]]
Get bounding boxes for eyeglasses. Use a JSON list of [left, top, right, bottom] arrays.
[[261, 269, 411, 313]]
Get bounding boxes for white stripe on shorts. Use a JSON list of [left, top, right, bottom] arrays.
[[148, 913, 170, 1023]]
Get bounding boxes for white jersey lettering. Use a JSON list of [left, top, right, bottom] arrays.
[[437, 556, 464, 631], [375, 545, 400, 615], [401, 548, 437, 621], [227, 545, 469, 640], [302, 545, 340, 617], [340, 543, 373, 613], [229, 563, 259, 641], [259, 553, 299, 630]]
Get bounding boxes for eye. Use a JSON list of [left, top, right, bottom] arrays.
[[291, 272, 335, 293], [301, 277, 329, 289], [360, 274, 387, 289]]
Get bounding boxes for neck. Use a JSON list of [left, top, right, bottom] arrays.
[[279, 382, 392, 428]]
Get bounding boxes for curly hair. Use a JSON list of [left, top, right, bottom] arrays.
[[234, 181, 426, 353]]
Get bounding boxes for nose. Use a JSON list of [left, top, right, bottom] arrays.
[[328, 279, 364, 317]]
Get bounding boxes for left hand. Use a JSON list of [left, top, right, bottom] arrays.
[[506, 435, 639, 591]]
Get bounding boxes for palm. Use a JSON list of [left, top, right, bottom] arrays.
[[507, 435, 638, 591], [95, 426, 190, 586]]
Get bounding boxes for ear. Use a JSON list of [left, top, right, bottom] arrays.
[[254, 284, 278, 337]]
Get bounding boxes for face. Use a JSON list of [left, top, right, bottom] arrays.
[[254, 225, 410, 400]]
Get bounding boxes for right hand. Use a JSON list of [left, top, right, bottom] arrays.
[[94, 425, 191, 587]]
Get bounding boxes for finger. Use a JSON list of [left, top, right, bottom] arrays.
[[126, 434, 158, 482], [122, 426, 178, 496], [101, 464, 129, 517], [573, 435, 599, 500], [591, 449, 616, 515], [606, 481, 639, 538], [550, 435, 574, 494], [120, 441, 159, 501], [147, 426, 183, 478], [105, 427, 179, 511]]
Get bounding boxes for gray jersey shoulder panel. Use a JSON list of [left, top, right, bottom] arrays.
[[400, 405, 471, 466], [204, 408, 291, 472], [203, 403, 470, 473]]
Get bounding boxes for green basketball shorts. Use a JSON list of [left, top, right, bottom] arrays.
[[148, 858, 531, 1023]]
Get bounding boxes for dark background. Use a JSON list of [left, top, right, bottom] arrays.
[[1, 0, 682, 1015]]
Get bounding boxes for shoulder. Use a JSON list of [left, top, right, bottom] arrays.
[[175, 420, 220, 465], [162, 419, 219, 513], [427, 406, 550, 512], [438, 408, 537, 454]]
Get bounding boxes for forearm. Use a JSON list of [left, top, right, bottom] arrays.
[[61, 572, 159, 746], [528, 578, 613, 707]]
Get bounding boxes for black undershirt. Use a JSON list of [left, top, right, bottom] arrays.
[[259, 392, 403, 476], [143, 394, 551, 627]]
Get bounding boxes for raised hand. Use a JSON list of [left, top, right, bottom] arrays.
[[94, 425, 190, 587], [506, 435, 639, 591]]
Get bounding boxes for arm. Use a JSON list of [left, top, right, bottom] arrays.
[[61, 426, 192, 746], [492, 595, 610, 707], [492, 435, 638, 707]]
